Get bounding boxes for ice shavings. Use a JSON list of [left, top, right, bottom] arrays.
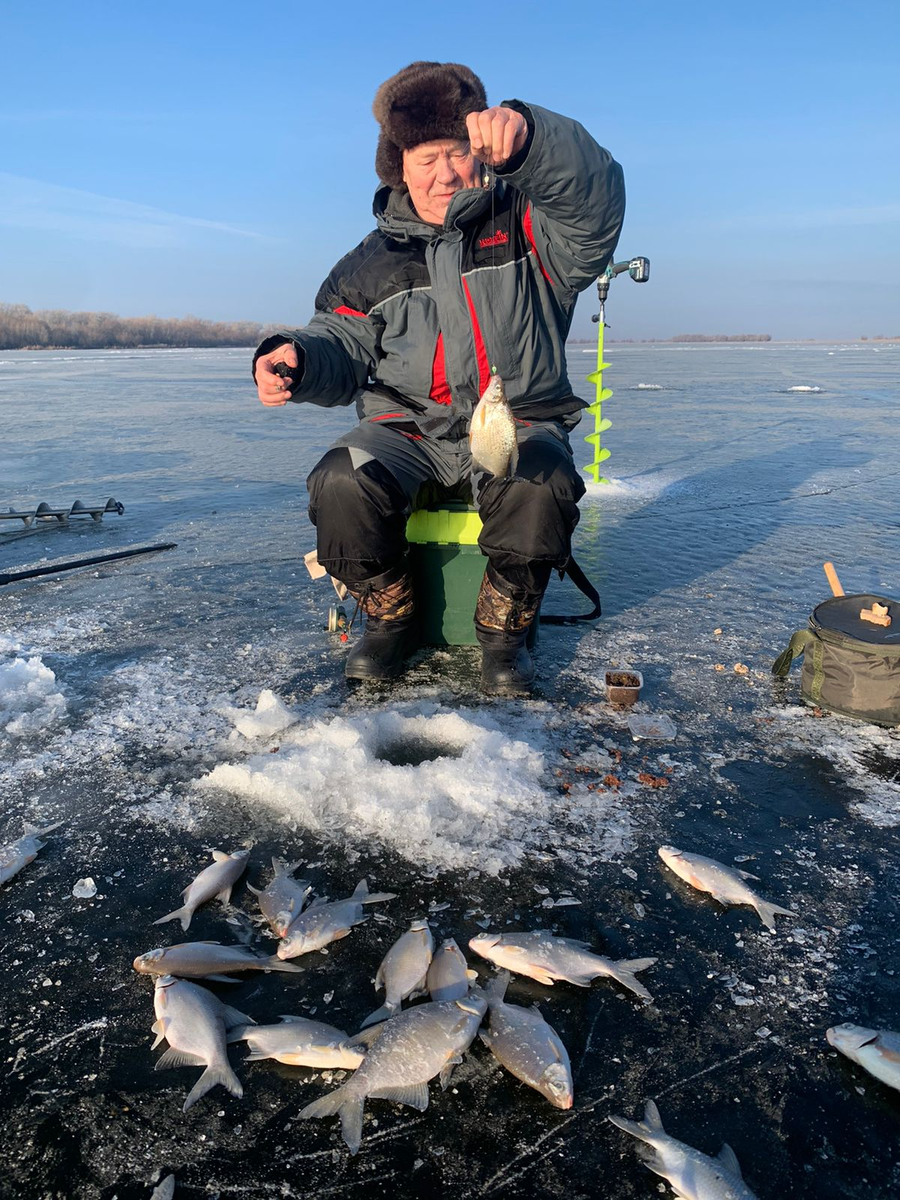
[[221, 688, 297, 740], [0, 655, 67, 737]]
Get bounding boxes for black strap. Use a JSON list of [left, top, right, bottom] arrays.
[[540, 557, 602, 625]]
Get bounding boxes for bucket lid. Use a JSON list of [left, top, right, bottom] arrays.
[[811, 593, 900, 645]]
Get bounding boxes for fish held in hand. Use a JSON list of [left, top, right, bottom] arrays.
[[426, 937, 478, 1001], [469, 373, 518, 478], [481, 971, 573, 1109], [827, 1023, 900, 1094], [609, 1100, 759, 1199], [230, 1015, 365, 1070], [361, 918, 434, 1027], [246, 856, 312, 937], [469, 930, 657, 1001], [151, 975, 252, 1113], [154, 848, 250, 932], [134, 941, 303, 981], [277, 878, 396, 960], [658, 845, 796, 932], [0, 821, 61, 886], [299, 994, 487, 1155]]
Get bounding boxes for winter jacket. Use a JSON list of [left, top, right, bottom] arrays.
[[254, 101, 625, 437]]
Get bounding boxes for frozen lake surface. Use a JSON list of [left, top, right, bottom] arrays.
[[1, 342, 899, 1198]]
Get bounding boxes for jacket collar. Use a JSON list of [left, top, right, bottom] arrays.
[[374, 181, 499, 243]]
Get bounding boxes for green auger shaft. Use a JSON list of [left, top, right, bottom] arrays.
[[583, 307, 613, 484]]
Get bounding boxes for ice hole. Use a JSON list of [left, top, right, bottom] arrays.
[[373, 736, 464, 768]]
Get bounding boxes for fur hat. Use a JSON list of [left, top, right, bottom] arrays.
[[373, 61, 487, 189]]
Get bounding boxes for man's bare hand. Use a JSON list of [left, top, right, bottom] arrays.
[[466, 107, 528, 168], [256, 342, 299, 406]]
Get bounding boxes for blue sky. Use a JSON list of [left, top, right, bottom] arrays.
[[1, 0, 897, 339]]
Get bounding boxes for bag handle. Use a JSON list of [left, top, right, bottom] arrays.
[[772, 629, 815, 678]]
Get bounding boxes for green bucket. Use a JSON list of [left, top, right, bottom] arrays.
[[406, 503, 538, 648]]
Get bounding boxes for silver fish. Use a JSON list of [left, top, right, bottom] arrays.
[[426, 937, 478, 1001], [0, 821, 61, 886], [246, 856, 312, 937], [469, 930, 657, 1001], [277, 878, 396, 960], [609, 1100, 759, 1200], [361, 918, 434, 1027], [151, 975, 252, 1113], [134, 941, 304, 981], [154, 848, 250, 932], [299, 994, 487, 1154], [149, 1175, 176, 1200], [481, 971, 573, 1109], [469, 373, 518, 478], [230, 1015, 365, 1070], [827, 1023, 900, 1094], [659, 846, 795, 932]]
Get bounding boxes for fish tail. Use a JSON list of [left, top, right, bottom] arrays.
[[300, 1083, 364, 1155], [360, 1001, 395, 1028], [485, 970, 510, 1005], [608, 1099, 665, 1142], [153, 906, 193, 932], [23, 820, 62, 837], [607, 957, 657, 1001], [182, 1062, 242, 1113], [754, 899, 796, 932], [264, 955, 304, 974]]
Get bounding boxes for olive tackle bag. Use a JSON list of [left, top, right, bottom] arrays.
[[772, 593, 900, 726]]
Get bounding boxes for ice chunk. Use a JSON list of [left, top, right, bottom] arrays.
[[0, 656, 67, 737], [72, 878, 97, 899]]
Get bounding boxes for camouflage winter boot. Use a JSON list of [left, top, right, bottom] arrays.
[[344, 563, 417, 682], [474, 566, 542, 696]]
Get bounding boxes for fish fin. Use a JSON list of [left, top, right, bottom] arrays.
[[362, 891, 397, 905], [530, 970, 557, 987], [717, 1143, 743, 1177], [348, 1022, 388, 1048], [182, 1062, 242, 1112], [509, 443, 519, 477], [440, 1056, 462, 1091], [220, 1004, 255, 1029], [215, 887, 234, 904], [155, 1047, 206, 1070], [331, 927, 355, 941], [245, 882, 261, 896], [466, 970, 478, 983], [202, 974, 241, 984], [479, 1030, 493, 1048], [350, 878, 369, 900], [754, 898, 796, 932], [485, 970, 511, 1005], [244, 1050, 270, 1062], [153, 906, 192, 932], [643, 1099, 664, 1131], [360, 1002, 395, 1029], [300, 1084, 363, 1155], [24, 820, 62, 837], [277, 1014, 305, 1022], [226, 1025, 250, 1043], [264, 956, 304, 974], [604, 957, 657, 1002], [374, 964, 384, 992], [150, 1020, 167, 1050], [369, 1082, 430, 1111], [212, 851, 230, 862], [737, 869, 760, 881]]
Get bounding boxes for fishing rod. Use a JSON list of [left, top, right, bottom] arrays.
[[0, 543, 177, 587]]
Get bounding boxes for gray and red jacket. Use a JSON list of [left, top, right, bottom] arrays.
[[254, 101, 625, 439]]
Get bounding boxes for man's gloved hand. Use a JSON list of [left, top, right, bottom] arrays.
[[255, 341, 300, 406], [466, 107, 529, 167]]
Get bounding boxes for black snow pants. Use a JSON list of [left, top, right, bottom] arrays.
[[306, 415, 586, 597]]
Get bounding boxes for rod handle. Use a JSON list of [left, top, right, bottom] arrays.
[[823, 562, 844, 597]]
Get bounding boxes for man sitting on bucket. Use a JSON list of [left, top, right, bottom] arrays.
[[253, 61, 625, 695]]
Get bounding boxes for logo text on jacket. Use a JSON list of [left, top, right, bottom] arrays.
[[478, 229, 509, 249]]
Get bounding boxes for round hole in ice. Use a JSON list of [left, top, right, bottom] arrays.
[[372, 735, 464, 767]]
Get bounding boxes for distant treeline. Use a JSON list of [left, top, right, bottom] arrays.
[[0, 303, 272, 350], [569, 333, 772, 344]]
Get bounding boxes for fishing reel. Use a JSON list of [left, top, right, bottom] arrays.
[[326, 605, 350, 642], [592, 256, 650, 321]]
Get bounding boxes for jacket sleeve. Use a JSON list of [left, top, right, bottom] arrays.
[[251, 241, 384, 408], [496, 101, 625, 297]]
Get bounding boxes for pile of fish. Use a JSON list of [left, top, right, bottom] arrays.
[[4, 819, 900, 1195]]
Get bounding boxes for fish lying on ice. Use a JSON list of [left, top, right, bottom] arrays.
[[299, 994, 487, 1154], [609, 1099, 759, 1199], [469, 373, 518, 478], [0, 821, 62, 886], [426, 937, 478, 1001], [230, 1016, 365, 1069], [134, 942, 304, 981], [481, 971, 573, 1109], [154, 848, 250, 932], [469, 931, 657, 1001], [826, 1023, 900, 1094], [277, 878, 396, 960], [149, 1176, 176, 1200], [151, 975, 252, 1113], [246, 857, 311, 938], [658, 845, 795, 932], [361, 918, 434, 1027]]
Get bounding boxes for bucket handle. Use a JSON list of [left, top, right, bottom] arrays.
[[772, 629, 815, 678]]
